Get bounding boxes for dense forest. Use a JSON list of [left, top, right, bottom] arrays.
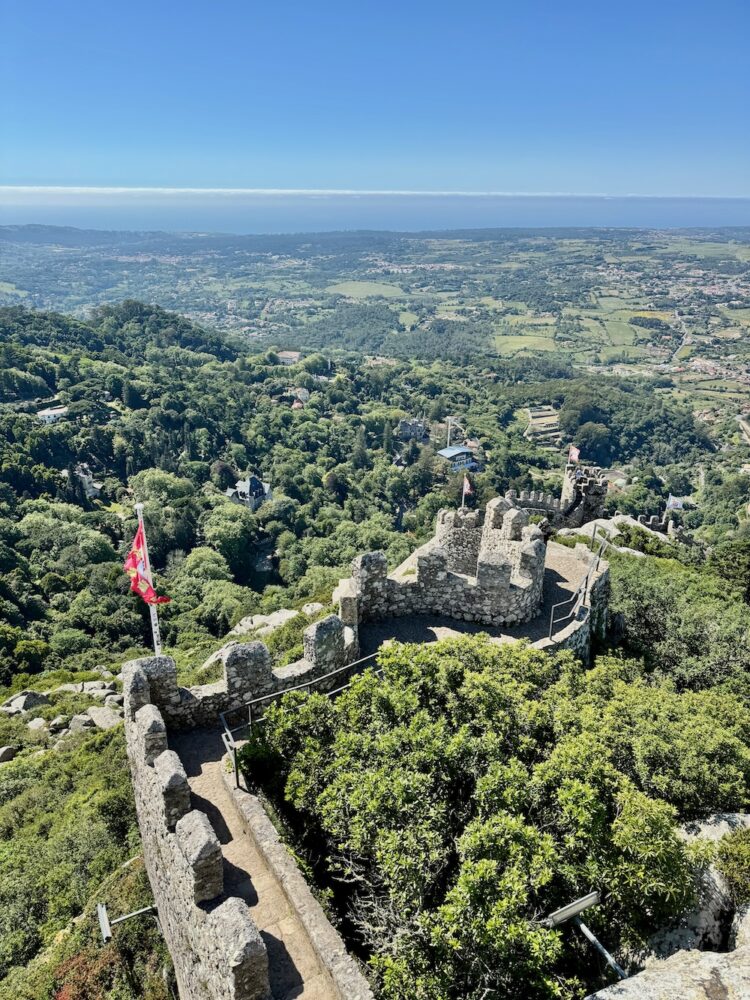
[[0, 301, 748, 999], [0, 302, 711, 686]]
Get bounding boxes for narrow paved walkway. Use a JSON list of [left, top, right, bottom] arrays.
[[171, 728, 337, 1000]]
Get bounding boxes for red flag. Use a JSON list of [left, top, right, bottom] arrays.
[[568, 444, 580, 463], [124, 523, 171, 605], [463, 474, 474, 496]]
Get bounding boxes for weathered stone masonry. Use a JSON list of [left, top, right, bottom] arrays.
[[121, 496, 610, 999], [122, 624, 373, 1000], [334, 497, 548, 636], [125, 618, 353, 732], [506, 463, 608, 528], [123, 667, 269, 1000]]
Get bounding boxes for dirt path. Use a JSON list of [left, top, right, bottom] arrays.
[[170, 728, 337, 1000]]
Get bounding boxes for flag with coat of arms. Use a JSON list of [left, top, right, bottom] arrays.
[[123, 523, 171, 605]]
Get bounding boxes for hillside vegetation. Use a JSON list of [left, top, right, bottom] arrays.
[[0, 303, 710, 685], [250, 637, 750, 999], [0, 301, 748, 998]]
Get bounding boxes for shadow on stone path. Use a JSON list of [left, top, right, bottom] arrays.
[[170, 727, 337, 1000]]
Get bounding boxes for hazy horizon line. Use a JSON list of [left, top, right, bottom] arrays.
[[1, 185, 749, 200]]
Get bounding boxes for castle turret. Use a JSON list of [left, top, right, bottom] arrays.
[[433, 506, 485, 575], [560, 463, 608, 527]]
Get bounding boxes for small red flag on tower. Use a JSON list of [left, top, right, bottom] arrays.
[[462, 474, 474, 497], [124, 523, 171, 606], [568, 444, 580, 463]]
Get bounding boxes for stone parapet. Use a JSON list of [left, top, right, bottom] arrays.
[[532, 542, 609, 661], [434, 506, 484, 574], [561, 463, 608, 527], [125, 701, 269, 1000], [122, 613, 349, 730], [222, 765, 374, 1000], [505, 488, 562, 512], [335, 498, 547, 635]]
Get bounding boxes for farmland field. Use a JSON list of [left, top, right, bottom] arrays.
[[326, 280, 403, 298]]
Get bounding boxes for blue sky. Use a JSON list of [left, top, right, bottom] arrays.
[[1, 0, 749, 196]]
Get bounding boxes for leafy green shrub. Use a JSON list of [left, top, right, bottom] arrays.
[[258, 637, 719, 999], [237, 725, 281, 787], [716, 827, 750, 904]]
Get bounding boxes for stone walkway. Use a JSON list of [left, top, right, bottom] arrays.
[[170, 728, 337, 1000], [359, 539, 592, 654]]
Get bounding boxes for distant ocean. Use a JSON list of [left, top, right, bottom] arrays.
[[1, 189, 750, 233]]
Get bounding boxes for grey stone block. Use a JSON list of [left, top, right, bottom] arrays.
[[135, 704, 168, 764], [4, 690, 49, 713], [223, 642, 273, 699], [210, 897, 270, 1000], [176, 810, 223, 902], [153, 750, 190, 830], [70, 713, 96, 731], [122, 663, 150, 720], [86, 706, 123, 731], [303, 614, 345, 670]]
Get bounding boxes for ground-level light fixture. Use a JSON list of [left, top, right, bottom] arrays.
[[97, 902, 158, 943], [542, 891, 627, 981]]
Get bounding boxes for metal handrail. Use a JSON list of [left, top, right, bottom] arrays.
[[219, 651, 383, 785], [547, 537, 607, 640]]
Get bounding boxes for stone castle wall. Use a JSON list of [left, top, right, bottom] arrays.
[[434, 507, 484, 575], [122, 614, 352, 730], [122, 676, 269, 1000], [119, 496, 613, 1000], [504, 464, 608, 528], [504, 488, 562, 513], [560, 463, 608, 527], [334, 497, 547, 633], [533, 543, 610, 662]]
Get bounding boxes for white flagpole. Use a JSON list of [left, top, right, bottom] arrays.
[[134, 502, 163, 656]]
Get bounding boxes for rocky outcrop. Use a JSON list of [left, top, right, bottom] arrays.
[[586, 945, 750, 998], [591, 814, 750, 998], [231, 608, 299, 637], [1, 690, 49, 715], [86, 705, 123, 731]]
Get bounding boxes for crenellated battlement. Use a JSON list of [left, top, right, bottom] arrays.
[[122, 615, 353, 730], [124, 690, 269, 1000], [121, 491, 611, 1000], [560, 463, 608, 526], [502, 464, 608, 527], [122, 606, 374, 1000], [505, 488, 563, 511], [334, 496, 547, 633]]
